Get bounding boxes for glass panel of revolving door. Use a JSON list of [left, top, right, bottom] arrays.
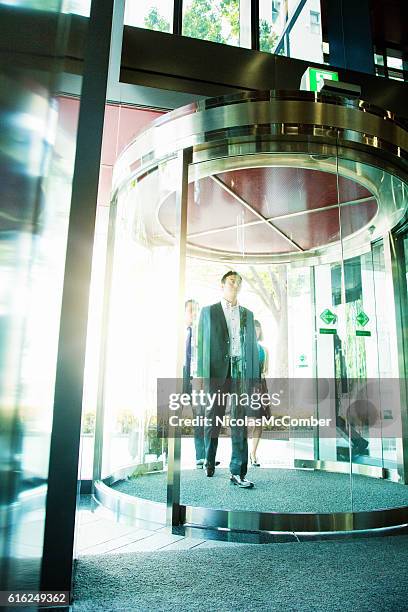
[[288, 151, 353, 514], [337, 154, 408, 514], [95, 154, 186, 516], [178, 153, 353, 519]]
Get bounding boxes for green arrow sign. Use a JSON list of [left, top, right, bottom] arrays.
[[302, 67, 339, 92], [356, 311, 369, 327], [320, 309, 337, 325]]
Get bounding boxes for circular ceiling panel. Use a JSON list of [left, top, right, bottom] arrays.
[[157, 166, 378, 257]]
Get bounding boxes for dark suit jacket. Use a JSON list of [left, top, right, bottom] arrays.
[[196, 301, 259, 390]]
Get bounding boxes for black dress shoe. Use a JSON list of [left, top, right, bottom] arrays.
[[230, 474, 254, 488], [206, 465, 215, 477]]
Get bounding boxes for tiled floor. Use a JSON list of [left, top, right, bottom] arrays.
[[3, 508, 45, 559], [76, 496, 243, 556]]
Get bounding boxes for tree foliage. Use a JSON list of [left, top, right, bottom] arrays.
[[220, 0, 240, 40], [144, 6, 170, 33], [241, 265, 289, 377], [259, 19, 279, 53], [144, 2, 279, 50], [183, 0, 242, 44], [183, 0, 224, 43]]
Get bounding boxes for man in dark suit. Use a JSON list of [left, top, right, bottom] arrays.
[[196, 271, 259, 488]]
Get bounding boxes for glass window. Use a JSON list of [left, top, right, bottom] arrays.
[[387, 53, 404, 81], [389, 73, 404, 82], [272, 0, 281, 23], [310, 10, 320, 34], [259, 0, 286, 53], [374, 52, 386, 77], [182, 0, 251, 48], [288, 0, 323, 63], [68, 0, 91, 16], [322, 40, 330, 64], [260, 0, 323, 62], [2, 0, 88, 10], [125, 0, 173, 33], [374, 52, 384, 66], [387, 53, 403, 71], [0, 0, 86, 592]]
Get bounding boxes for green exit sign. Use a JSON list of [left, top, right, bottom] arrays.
[[301, 67, 339, 92]]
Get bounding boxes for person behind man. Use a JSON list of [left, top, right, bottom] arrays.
[[183, 299, 205, 468], [195, 271, 259, 488], [249, 319, 270, 467]]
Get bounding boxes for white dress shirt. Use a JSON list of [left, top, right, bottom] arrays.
[[221, 298, 241, 357]]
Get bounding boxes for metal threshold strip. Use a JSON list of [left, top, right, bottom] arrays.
[[94, 480, 408, 536]]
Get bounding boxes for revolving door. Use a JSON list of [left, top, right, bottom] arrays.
[[93, 91, 408, 534]]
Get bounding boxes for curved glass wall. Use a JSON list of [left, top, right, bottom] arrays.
[[94, 91, 408, 532], [96, 156, 183, 503]]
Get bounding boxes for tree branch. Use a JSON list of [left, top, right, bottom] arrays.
[[241, 266, 280, 321]]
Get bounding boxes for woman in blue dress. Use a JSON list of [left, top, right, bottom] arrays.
[[250, 320, 269, 466]]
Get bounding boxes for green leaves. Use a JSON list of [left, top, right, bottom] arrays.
[[144, 7, 171, 33], [259, 19, 279, 53], [183, 0, 239, 45], [183, 0, 224, 43]]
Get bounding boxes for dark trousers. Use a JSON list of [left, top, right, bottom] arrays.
[[204, 365, 249, 477], [184, 373, 205, 462], [192, 405, 205, 461]]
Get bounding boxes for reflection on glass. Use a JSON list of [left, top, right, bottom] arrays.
[[287, 0, 323, 63], [102, 101, 408, 523], [0, 2, 78, 592], [182, 0, 250, 47], [178, 156, 351, 513], [388, 63, 405, 82], [372, 243, 398, 468], [374, 52, 386, 77], [337, 157, 407, 510], [259, 0, 285, 53], [100, 158, 182, 507], [69, 0, 92, 16], [81, 203, 110, 480], [259, 0, 323, 61], [374, 53, 384, 66], [14, 0, 95, 15], [1, 0, 60, 10], [289, 266, 316, 465], [337, 156, 408, 483], [387, 54, 403, 71], [125, 0, 173, 32]]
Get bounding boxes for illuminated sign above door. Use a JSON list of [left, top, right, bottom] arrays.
[[301, 67, 339, 92]]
